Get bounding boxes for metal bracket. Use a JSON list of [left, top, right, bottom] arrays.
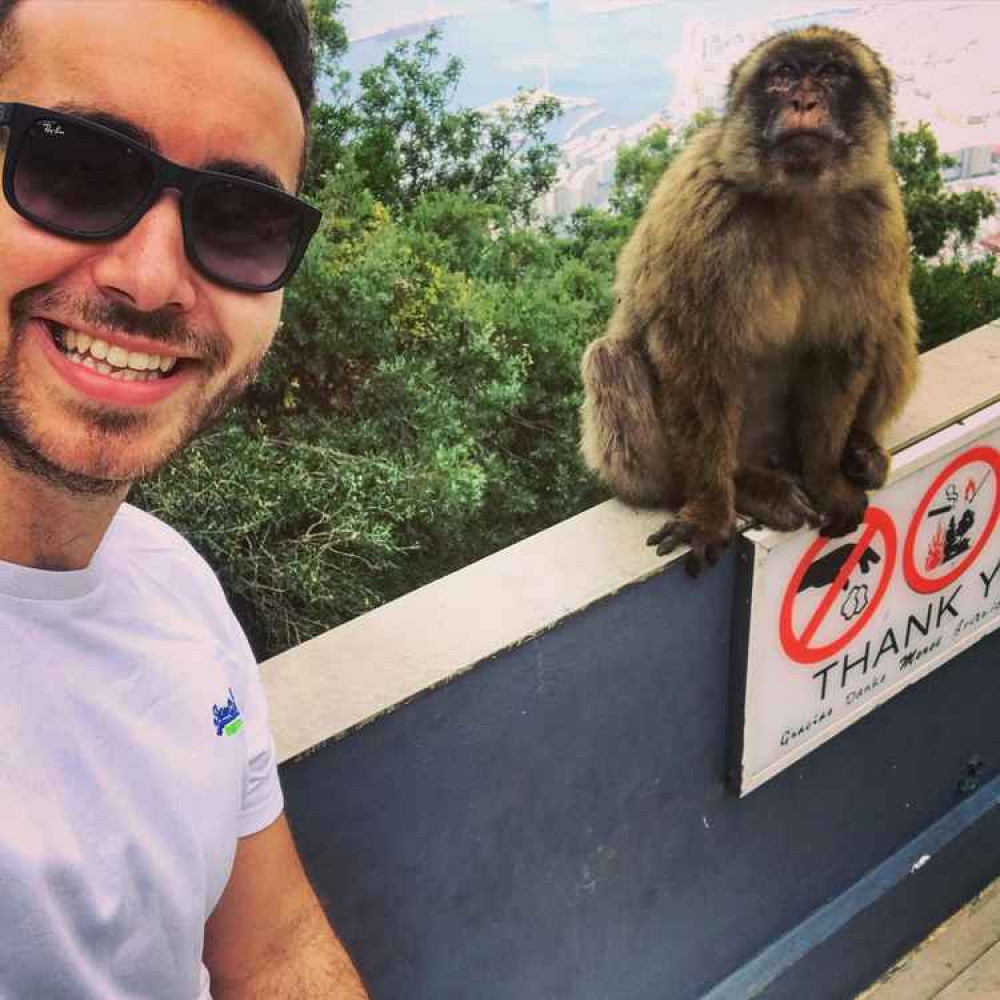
[[958, 755, 987, 795]]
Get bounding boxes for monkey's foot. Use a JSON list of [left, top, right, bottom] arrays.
[[818, 482, 869, 538], [735, 467, 820, 532], [646, 508, 735, 577], [841, 430, 890, 491]]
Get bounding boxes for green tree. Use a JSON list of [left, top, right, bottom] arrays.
[[911, 255, 1000, 351], [891, 122, 995, 259], [308, 26, 563, 221], [135, 178, 605, 655], [302, 0, 352, 193], [608, 111, 715, 221], [890, 123, 1000, 347]]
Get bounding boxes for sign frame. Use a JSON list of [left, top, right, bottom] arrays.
[[728, 400, 1000, 797]]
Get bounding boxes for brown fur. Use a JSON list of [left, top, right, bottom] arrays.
[[580, 26, 918, 574]]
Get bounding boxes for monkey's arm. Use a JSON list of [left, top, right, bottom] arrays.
[[842, 297, 919, 490], [793, 341, 872, 537]]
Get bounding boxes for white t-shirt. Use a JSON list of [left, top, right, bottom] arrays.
[[0, 503, 284, 1000]]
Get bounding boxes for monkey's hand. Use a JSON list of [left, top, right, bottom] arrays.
[[842, 429, 890, 491], [735, 467, 820, 532], [818, 481, 869, 538], [646, 501, 737, 577]]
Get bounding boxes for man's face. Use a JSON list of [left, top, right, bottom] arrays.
[[0, 0, 305, 491]]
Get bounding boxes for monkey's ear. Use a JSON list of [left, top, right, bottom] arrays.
[[870, 53, 895, 117], [873, 54, 893, 94], [725, 54, 752, 110], [725, 30, 786, 110]]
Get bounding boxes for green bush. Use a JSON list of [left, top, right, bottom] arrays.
[[135, 178, 606, 655]]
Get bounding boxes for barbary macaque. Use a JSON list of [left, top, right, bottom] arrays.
[[580, 26, 918, 575]]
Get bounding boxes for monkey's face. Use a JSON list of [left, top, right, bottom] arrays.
[[759, 50, 859, 176], [721, 27, 893, 195]]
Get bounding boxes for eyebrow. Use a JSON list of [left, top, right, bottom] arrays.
[[50, 102, 290, 193]]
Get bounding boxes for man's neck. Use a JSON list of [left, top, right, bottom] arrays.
[[0, 462, 127, 571]]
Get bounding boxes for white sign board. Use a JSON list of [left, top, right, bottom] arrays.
[[733, 401, 1000, 796]]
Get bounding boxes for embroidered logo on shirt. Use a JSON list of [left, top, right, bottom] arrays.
[[212, 688, 244, 736]]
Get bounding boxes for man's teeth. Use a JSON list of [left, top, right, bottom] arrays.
[[59, 327, 179, 378]]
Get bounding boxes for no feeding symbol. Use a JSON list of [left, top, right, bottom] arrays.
[[779, 507, 897, 665], [903, 446, 1000, 594]]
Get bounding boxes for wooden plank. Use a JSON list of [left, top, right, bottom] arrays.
[[937, 938, 1000, 998], [858, 878, 1000, 999], [889, 321, 1000, 453]]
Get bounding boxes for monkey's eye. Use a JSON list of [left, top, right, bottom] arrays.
[[817, 62, 847, 81], [771, 63, 797, 83]]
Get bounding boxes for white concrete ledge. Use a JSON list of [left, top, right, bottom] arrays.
[[263, 320, 1000, 764], [889, 321, 1000, 451]]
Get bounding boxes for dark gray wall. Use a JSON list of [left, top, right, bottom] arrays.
[[281, 546, 1000, 1000]]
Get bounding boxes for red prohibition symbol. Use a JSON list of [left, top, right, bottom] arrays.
[[903, 445, 1000, 595], [779, 507, 897, 666]]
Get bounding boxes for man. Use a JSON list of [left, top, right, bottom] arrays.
[[0, 1, 368, 997]]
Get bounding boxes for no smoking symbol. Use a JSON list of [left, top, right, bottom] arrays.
[[780, 507, 897, 665], [903, 446, 1000, 594]]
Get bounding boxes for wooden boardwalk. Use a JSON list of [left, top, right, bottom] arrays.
[[859, 878, 1000, 998]]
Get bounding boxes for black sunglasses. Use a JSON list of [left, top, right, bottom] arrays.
[[0, 102, 321, 293]]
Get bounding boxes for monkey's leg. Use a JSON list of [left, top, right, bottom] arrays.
[[793, 346, 872, 538], [735, 466, 819, 531], [842, 313, 919, 490], [580, 336, 675, 507], [645, 363, 747, 575]]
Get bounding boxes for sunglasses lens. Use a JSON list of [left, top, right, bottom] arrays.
[[191, 179, 303, 290], [13, 116, 154, 234]]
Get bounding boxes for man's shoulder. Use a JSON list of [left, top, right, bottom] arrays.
[[106, 504, 249, 648], [108, 503, 222, 593], [110, 503, 205, 559]]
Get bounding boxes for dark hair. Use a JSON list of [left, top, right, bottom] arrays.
[[0, 1, 18, 80], [0, 0, 315, 119]]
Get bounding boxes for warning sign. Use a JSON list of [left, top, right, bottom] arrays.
[[779, 507, 897, 665], [902, 446, 1000, 594], [732, 403, 1000, 797]]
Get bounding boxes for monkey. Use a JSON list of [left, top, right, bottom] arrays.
[[580, 25, 918, 576]]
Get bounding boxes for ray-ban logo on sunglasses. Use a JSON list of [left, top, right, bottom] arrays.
[[40, 122, 65, 137]]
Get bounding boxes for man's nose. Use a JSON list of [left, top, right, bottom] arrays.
[[89, 194, 198, 314]]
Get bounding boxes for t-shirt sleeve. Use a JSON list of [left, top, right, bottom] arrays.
[[228, 623, 285, 838], [116, 505, 285, 838]]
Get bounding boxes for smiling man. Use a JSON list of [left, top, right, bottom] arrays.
[[0, 1, 368, 998]]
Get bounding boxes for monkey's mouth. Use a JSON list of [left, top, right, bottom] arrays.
[[770, 127, 844, 174], [773, 127, 837, 147]]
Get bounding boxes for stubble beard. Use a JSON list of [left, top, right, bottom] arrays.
[[0, 289, 264, 496]]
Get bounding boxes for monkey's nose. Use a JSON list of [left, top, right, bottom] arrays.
[[791, 97, 819, 112], [792, 97, 819, 114]]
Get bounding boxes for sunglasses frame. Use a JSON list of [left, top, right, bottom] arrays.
[[0, 102, 321, 293]]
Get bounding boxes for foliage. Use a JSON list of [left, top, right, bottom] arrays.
[[307, 22, 562, 222], [891, 122, 996, 259], [608, 111, 716, 220], [135, 173, 607, 655], [303, 0, 353, 193], [911, 255, 1000, 351], [608, 125, 679, 219], [889, 122, 1000, 346]]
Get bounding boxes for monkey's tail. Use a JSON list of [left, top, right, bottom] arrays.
[[580, 337, 673, 507]]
